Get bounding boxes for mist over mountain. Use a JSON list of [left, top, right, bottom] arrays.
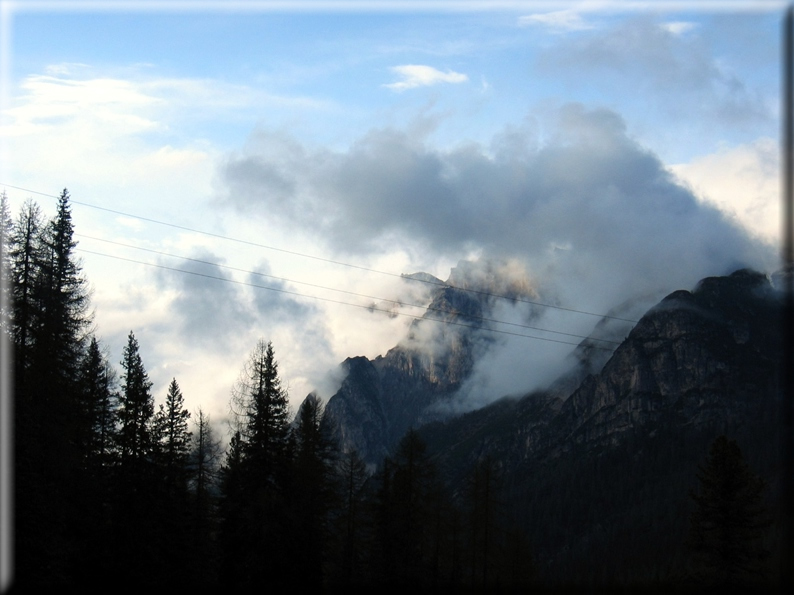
[[320, 258, 665, 465], [223, 103, 778, 415], [416, 267, 784, 584], [317, 262, 785, 584]]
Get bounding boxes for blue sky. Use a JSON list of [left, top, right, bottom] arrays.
[[0, 1, 786, 427]]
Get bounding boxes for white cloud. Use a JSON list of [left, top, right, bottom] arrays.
[[518, 10, 595, 32], [383, 65, 468, 92], [661, 21, 698, 36], [668, 137, 780, 247]]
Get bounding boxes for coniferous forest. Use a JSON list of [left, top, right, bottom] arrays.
[[0, 189, 783, 592]]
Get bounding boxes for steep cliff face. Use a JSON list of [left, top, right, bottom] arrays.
[[421, 268, 782, 478], [415, 268, 783, 584], [548, 268, 782, 454], [321, 261, 539, 464], [323, 266, 782, 475]]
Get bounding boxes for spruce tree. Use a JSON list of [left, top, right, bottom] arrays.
[[10, 192, 92, 586], [9, 199, 47, 386], [117, 331, 155, 466], [686, 435, 771, 587], [78, 336, 118, 471], [114, 331, 162, 587], [221, 339, 293, 588], [291, 393, 336, 589], [229, 339, 291, 485], [32, 189, 91, 384], [154, 378, 191, 492], [327, 448, 369, 587], [374, 429, 441, 587], [190, 407, 222, 502]]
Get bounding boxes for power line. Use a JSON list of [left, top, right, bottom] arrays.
[[1, 182, 640, 322], [75, 247, 618, 352], [76, 232, 624, 346]]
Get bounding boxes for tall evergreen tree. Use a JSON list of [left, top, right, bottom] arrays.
[[117, 330, 155, 465], [220, 340, 293, 588], [686, 435, 771, 587], [327, 448, 370, 587], [113, 331, 163, 588], [229, 339, 291, 485], [466, 454, 503, 588], [373, 429, 443, 587], [154, 378, 191, 492], [187, 408, 223, 587], [11, 192, 93, 586], [189, 407, 222, 504], [31, 189, 91, 384], [290, 393, 336, 589], [78, 335, 118, 470], [9, 199, 46, 386]]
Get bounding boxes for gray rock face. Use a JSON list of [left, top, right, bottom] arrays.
[[422, 268, 782, 476], [549, 268, 781, 454], [321, 282, 486, 464], [320, 266, 782, 473], [321, 260, 542, 464]]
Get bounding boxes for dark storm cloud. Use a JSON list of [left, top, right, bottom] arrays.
[[155, 249, 255, 347], [248, 260, 316, 321], [219, 103, 774, 300], [218, 101, 778, 409]]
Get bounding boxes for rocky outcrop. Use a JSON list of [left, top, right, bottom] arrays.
[[321, 260, 540, 464], [548, 268, 782, 454]]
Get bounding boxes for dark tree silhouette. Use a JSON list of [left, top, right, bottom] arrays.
[[113, 330, 162, 587], [154, 377, 192, 492], [374, 429, 444, 587], [9, 199, 46, 388], [117, 331, 155, 465], [187, 408, 222, 586], [10, 191, 93, 586], [290, 393, 336, 589], [78, 336, 118, 471], [327, 448, 369, 587], [219, 340, 293, 588], [229, 339, 291, 485], [686, 435, 771, 587]]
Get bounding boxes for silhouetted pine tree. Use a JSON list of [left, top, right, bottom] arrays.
[[466, 454, 503, 588], [114, 330, 160, 587], [219, 340, 293, 588], [372, 429, 445, 587], [78, 336, 118, 471], [9, 199, 46, 390], [686, 435, 771, 588], [117, 331, 155, 466], [11, 191, 92, 586], [186, 408, 222, 587], [289, 393, 337, 590], [151, 377, 193, 586], [327, 448, 370, 587], [154, 378, 191, 493]]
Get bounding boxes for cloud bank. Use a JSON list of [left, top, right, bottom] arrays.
[[217, 102, 777, 406]]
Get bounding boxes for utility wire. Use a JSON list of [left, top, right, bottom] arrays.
[[1, 182, 640, 323], [75, 247, 617, 352], [76, 233, 624, 346]]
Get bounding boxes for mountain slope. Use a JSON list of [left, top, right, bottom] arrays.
[[418, 268, 784, 585], [321, 260, 544, 465]]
